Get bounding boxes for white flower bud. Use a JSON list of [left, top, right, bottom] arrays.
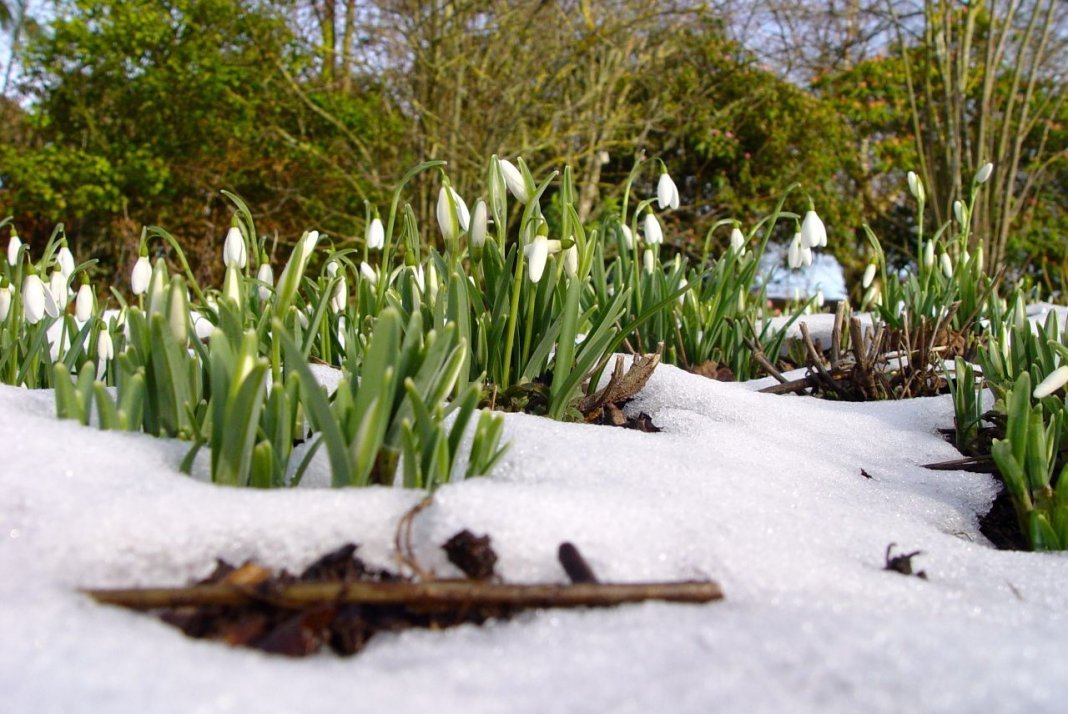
[[97, 328, 114, 362], [953, 200, 965, 224], [366, 217, 385, 251], [256, 262, 274, 300], [498, 158, 529, 204], [620, 224, 634, 250], [7, 235, 22, 266], [525, 236, 550, 283], [940, 252, 953, 279], [643, 248, 655, 275], [470, 200, 488, 248], [643, 212, 663, 245], [800, 210, 827, 248], [787, 234, 803, 270], [23, 273, 47, 324], [0, 284, 11, 321], [223, 226, 247, 269], [975, 162, 993, 184], [49, 271, 69, 308], [131, 256, 151, 296], [222, 265, 242, 304], [563, 243, 578, 278], [862, 263, 877, 289], [906, 171, 925, 203], [360, 261, 378, 285], [57, 246, 76, 278], [657, 172, 680, 210], [730, 227, 745, 253], [1033, 366, 1068, 399], [923, 240, 935, 268], [75, 283, 94, 322]]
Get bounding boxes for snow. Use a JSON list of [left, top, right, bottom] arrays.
[[3, 363, 1068, 714], [758, 243, 848, 302]]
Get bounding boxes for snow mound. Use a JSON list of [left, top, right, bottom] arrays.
[[2, 364, 1067, 714]]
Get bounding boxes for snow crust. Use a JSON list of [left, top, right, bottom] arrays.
[[2, 364, 1068, 713]]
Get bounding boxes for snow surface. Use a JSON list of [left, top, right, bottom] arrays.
[[2, 362, 1068, 714]]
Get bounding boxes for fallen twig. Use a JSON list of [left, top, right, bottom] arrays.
[[85, 579, 723, 611]]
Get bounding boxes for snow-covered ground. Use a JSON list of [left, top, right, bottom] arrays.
[[2, 350, 1068, 713]]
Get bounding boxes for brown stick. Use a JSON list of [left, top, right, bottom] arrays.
[[84, 579, 724, 611], [745, 338, 788, 384]]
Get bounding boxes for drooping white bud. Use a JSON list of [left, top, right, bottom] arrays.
[[75, 283, 94, 322], [787, 234, 804, 270], [256, 262, 274, 301], [730, 227, 746, 253], [7, 234, 22, 266], [525, 236, 550, 283], [953, 200, 965, 224], [0, 284, 11, 321], [22, 273, 47, 324], [359, 261, 378, 285], [131, 256, 152, 296], [643, 248, 655, 275], [223, 225, 247, 269], [923, 240, 935, 268], [57, 246, 76, 278], [975, 162, 993, 185], [643, 211, 663, 245], [49, 271, 70, 308], [366, 217, 385, 251], [657, 171, 680, 210], [800, 210, 827, 248], [620, 224, 634, 250]]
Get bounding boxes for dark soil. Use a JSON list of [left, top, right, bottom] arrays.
[[978, 485, 1031, 551]]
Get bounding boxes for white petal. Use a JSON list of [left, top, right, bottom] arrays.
[[131, 257, 152, 295], [367, 218, 385, 250], [223, 226, 247, 269], [76, 284, 94, 322], [643, 212, 663, 245], [470, 200, 488, 248]]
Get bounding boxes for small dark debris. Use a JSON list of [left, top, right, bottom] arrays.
[[443, 530, 498, 580], [884, 543, 927, 579], [558, 542, 599, 584], [692, 361, 736, 382], [860, 468, 873, 480]]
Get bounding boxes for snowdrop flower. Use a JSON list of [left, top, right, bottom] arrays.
[[801, 245, 813, 267], [730, 226, 746, 253], [906, 171, 925, 203], [525, 236, 550, 283], [643, 248, 655, 275], [366, 216, 385, 251], [643, 211, 663, 245], [0, 282, 11, 321], [436, 186, 469, 242], [49, 271, 69, 308], [22, 272, 48, 324], [923, 240, 935, 269], [360, 261, 378, 285], [57, 246, 76, 278], [498, 158, 529, 204], [862, 263, 877, 289], [976, 247, 984, 274], [953, 200, 965, 224], [563, 243, 578, 278], [97, 328, 114, 362], [940, 252, 953, 279], [256, 260, 273, 301], [222, 266, 241, 304], [620, 224, 634, 250], [800, 209, 827, 248], [7, 233, 22, 266], [1034, 366, 1068, 399], [470, 200, 488, 248], [787, 233, 804, 270], [75, 282, 94, 323], [676, 277, 689, 304], [223, 225, 247, 269], [326, 262, 347, 313], [131, 255, 151, 296], [975, 162, 993, 185], [657, 170, 680, 210], [815, 289, 825, 308]]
